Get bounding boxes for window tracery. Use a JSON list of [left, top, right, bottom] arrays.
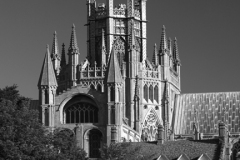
[[65, 103, 98, 124], [141, 109, 160, 141], [113, 37, 125, 68]]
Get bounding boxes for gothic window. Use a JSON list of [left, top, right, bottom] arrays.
[[45, 108, 49, 126], [113, 37, 125, 68], [45, 90, 48, 104], [89, 129, 102, 158], [110, 87, 115, 102], [65, 103, 98, 123], [141, 109, 160, 141], [144, 84, 148, 101], [154, 86, 159, 103], [111, 106, 115, 124], [149, 85, 153, 102]]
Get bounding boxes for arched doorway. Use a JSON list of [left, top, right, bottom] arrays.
[[86, 129, 102, 158]]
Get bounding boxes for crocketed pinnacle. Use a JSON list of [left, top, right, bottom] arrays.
[[38, 45, 58, 87], [106, 45, 122, 83], [51, 31, 60, 60], [159, 25, 167, 53], [69, 24, 79, 51], [60, 43, 66, 67], [173, 37, 181, 64], [152, 43, 159, 65]]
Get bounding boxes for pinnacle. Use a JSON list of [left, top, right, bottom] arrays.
[[69, 24, 79, 52], [38, 44, 58, 87], [160, 25, 167, 53]]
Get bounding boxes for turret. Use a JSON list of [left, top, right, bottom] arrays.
[[106, 44, 123, 144], [68, 24, 80, 86], [38, 45, 58, 127], [51, 31, 61, 75]]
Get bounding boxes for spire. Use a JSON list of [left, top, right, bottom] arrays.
[[69, 24, 79, 52], [60, 43, 66, 67], [38, 45, 58, 87], [51, 31, 60, 60], [159, 25, 167, 53], [106, 46, 122, 83], [173, 37, 181, 64], [152, 43, 159, 65]]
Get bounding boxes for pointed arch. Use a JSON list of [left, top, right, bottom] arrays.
[[113, 36, 126, 68], [90, 84, 95, 90], [149, 85, 153, 102], [110, 87, 115, 102], [142, 108, 162, 141], [154, 85, 159, 103], [144, 84, 148, 102]]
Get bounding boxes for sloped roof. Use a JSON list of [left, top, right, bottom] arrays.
[[173, 92, 240, 135], [118, 139, 221, 160], [106, 46, 122, 83], [38, 46, 58, 87]]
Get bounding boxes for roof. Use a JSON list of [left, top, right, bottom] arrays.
[[173, 92, 240, 135], [38, 45, 58, 87], [106, 44, 122, 83], [116, 139, 221, 160]]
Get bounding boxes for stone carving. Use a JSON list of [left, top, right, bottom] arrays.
[[142, 109, 160, 141]]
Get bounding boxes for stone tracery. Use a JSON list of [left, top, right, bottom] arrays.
[[142, 109, 161, 141]]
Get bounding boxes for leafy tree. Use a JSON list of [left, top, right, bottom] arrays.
[[0, 85, 87, 160], [100, 143, 145, 160]]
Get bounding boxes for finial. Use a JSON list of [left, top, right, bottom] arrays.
[[54, 31, 57, 35], [72, 23, 75, 28], [46, 44, 49, 50]]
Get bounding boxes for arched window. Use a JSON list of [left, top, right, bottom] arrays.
[[45, 90, 48, 104], [144, 84, 148, 101], [45, 108, 49, 126], [149, 85, 153, 102], [154, 86, 159, 103], [110, 87, 115, 102], [111, 106, 115, 124], [65, 103, 98, 124]]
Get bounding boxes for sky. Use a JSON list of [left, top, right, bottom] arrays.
[[0, 0, 240, 99]]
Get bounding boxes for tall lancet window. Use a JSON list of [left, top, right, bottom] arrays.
[[154, 86, 159, 103], [144, 84, 148, 102], [110, 87, 115, 102], [45, 90, 49, 104], [149, 85, 153, 102]]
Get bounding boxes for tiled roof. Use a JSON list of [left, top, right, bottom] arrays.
[[119, 139, 221, 160], [173, 92, 240, 135]]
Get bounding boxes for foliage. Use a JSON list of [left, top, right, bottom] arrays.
[[100, 142, 145, 160], [0, 85, 87, 160]]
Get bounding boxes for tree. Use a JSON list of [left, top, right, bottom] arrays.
[[0, 85, 87, 160]]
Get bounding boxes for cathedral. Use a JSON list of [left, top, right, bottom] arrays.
[[35, 0, 240, 159]]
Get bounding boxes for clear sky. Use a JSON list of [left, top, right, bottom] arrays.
[[0, 0, 240, 99]]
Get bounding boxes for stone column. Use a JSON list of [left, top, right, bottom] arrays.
[[74, 124, 82, 147], [157, 124, 164, 144], [219, 122, 226, 138]]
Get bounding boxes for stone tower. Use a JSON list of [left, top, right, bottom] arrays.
[[38, 0, 181, 158]]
